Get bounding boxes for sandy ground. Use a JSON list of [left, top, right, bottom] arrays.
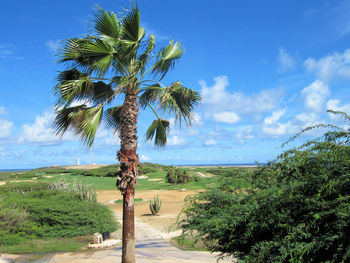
[[63, 164, 109, 170], [98, 189, 197, 233]]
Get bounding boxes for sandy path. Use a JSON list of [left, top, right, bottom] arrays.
[[32, 211, 232, 263]]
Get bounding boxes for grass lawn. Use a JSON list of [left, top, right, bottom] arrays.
[[0, 236, 91, 254], [0, 164, 255, 191]]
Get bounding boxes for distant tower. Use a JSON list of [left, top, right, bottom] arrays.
[[77, 157, 80, 166]]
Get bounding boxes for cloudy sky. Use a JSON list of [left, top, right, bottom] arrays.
[[1, 0, 350, 169]]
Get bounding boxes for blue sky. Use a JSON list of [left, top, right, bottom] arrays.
[[1, 0, 350, 169]]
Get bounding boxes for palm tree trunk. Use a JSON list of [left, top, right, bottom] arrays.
[[117, 93, 139, 263]]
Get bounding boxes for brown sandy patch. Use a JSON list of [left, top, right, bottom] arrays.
[[97, 189, 198, 233], [148, 178, 163, 181], [63, 164, 109, 170], [0, 180, 35, 186]]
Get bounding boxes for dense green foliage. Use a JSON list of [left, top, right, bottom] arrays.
[[166, 166, 197, 184], [179, 111, 350, 262], [0, 182, 118, 248]]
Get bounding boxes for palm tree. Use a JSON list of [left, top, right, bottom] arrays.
[[53, 5, 201, 263]]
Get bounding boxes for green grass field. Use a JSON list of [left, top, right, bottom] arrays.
[[0, 164, 254, 192]]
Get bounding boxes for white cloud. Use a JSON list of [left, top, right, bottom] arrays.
[[101, 136, 120, 146], [264, 109, 286, 125], [167, 136, 185, 146], [278, 47, 295, 72], [19, 111, 58, 144], [46, 40, 60, 53], [262, 112, 319, 137], [0, 106, 6, 115], [301, 80, 330, 112], [234, 126, 254, 143], [213, 111, 240, 123], [204, 139, 216, 146], [69, 99, 92, 108], [192, 112, 202, 125], [0, 119, 13, 139], [200, 76, 282, 118], [262, 122, 295, 136], [326, 99, 350, 114], [140, 154, 151, 161], [304, 49, 350, 82]]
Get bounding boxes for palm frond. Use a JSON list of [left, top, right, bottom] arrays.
[[54, 69, 114, 108], [120, 6, 145, 46], [145, 119, 170, 147], [93, 6, 120, 39], [105, 105, 123, 134], [79, 106, 104, 147], [60, 37, 115, 76], [53, 105, 104, 147], [138, 84, 162, 108], [137, 34, 155, 74], [53, 105, 87, 136], [141, 82, 201, 125], [152, 40, 183, 80], [81, 39, 115, 75]]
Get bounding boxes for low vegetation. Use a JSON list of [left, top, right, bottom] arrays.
[[0, 181, 118, 253], [178, 111, 350, 262]]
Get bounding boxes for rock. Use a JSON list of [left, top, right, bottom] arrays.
[[88, 239, 121, 249], [93, 233, 103, 244], [178, 188, 186, 192]]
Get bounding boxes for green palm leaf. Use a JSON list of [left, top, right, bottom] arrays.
[[152, 40, 183, 80], [60, 37, 115, 75], [145, 119, 170, 147], [137, 34, 155, 74], [105, 105, 123, 134], [53, 105, 87, 136], [54, 69, 114, 107], [138, 84, 161, 108], [53, 105, 104, 147], [120, 6, 145, 46], [141, 82, 201, 125], [93, 7, 120, 39], [79, 106, 104, 147], [81, 39, 115, 75]]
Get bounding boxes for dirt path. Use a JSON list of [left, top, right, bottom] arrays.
[[27, 211, 232, 263]]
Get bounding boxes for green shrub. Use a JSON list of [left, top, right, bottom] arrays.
[[179, 111, 350, 263], [0, 181, 51, 193], [0, 183, 118, 247], [166, 166, 194, 184]]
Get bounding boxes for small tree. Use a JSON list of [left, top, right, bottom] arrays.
[[166, 166, 193, 184], [53, 5, 201, 263]]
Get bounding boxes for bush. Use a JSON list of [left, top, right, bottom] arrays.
[[166, 166, 194, 184], [179, 111, 350, 262], [0, 182, 118, 246]]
